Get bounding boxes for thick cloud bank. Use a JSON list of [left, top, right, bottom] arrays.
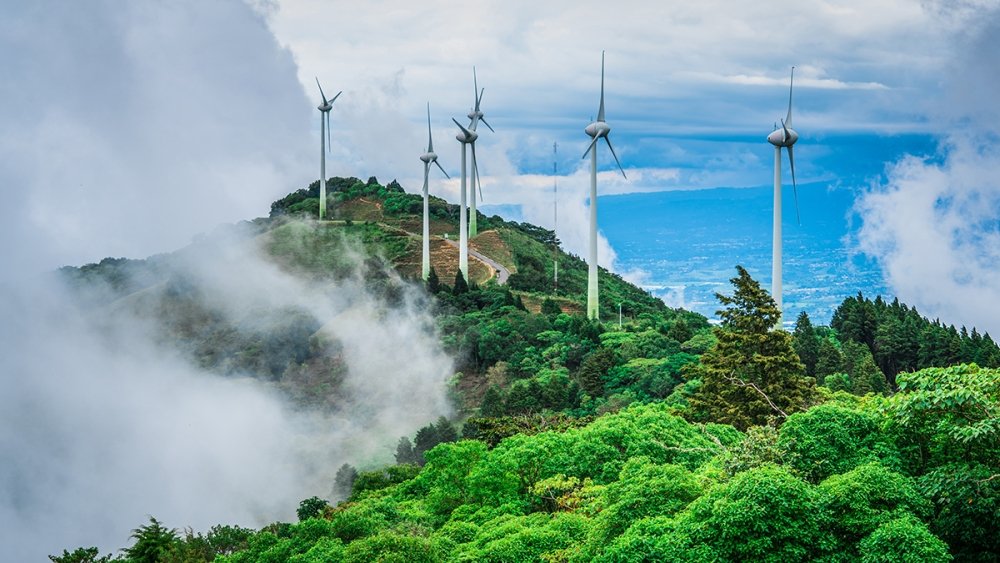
[[0, 225, 454, 560], [855, 7, 1000, 336], [0, 0, 313, 276]]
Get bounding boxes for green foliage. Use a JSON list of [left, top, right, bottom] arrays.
[[721, 424, 783, 475], [478, 385, 505, 417], [888, 364, 1000, 449], [778, 404, 895, 482], [297, 497, 331, 522], [690, 266, 816, 430], [576, 347, 618, 397], [124, 517, 179, 563], [917, 462, 1000, 561], [462, 413, 594, 448], [819, 463, 932, 554], [351, 465, 421, 499], [48, 547, 112, 563], [883, 364, 1000, 560], [667, 465, 835, 562], [342, 532, 439, 562], [832, 293, 1000, 381], [586, 458, 701, 549], [540, 297, 562, 316], [858, 514, 952, 563]]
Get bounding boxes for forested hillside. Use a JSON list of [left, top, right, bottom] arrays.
[[52, 179, 1000, 562]]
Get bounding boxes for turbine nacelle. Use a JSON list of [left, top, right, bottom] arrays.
[[585, 121, 610, 139], [420, 151, 438, 164], [317, 102, 333, 112], [767, 126, 798, 147], [453, 117, 479, 144]]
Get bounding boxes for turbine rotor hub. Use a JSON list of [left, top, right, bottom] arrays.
[[585, 122, 610, 138], [767, 127, 798, 147]]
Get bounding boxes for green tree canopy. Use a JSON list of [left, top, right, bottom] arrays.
[[689, 266, 816, 430]]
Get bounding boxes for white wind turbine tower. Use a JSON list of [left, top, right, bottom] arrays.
[[315, 78, 342, 220], [765, 67, 801, 326], [452, 117, 479, 279], [466, 67, 494, 238], [419, 103, 450, 280], [582, 51, 627, 320]]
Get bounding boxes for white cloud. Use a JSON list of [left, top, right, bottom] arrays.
[[0, 0, 314, 277], [855, 5, 1000, 335]]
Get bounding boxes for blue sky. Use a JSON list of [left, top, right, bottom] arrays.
[[2, 0, 999, 331]]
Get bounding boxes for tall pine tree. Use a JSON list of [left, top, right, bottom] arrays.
[[792, 311, 820, 377], [689, 266, 816, 430]]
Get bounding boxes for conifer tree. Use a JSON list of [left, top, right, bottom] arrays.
[[815, 337, 844, 382], [453, 270, 469, 295], [667, 317, 693, 344], [426, 267, 440, 294], [479, 385, 505, 417], [413, 424, 440, 464], [689, 266, 816, 430], [540, 297, 562, 316], [333, 463, 358, 499], [792, 311, 820, 377], [434, 416, 458, 443], [394, 437, 417, 465]]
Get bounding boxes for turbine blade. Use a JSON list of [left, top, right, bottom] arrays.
[[434, 159, 450, 179], [787, 145, 800, 225], [785, 66, 794, 129], [598, 51, 606, 122], [581, 135, 600, 159], [452, 117, 472, 137], [423, 162, 430, 195], [605, 136, 627, 179], [315, 77, 327, 103], [329, 91, 342, 104], [480, 117, 495, 133], [426, 102, 433, 152], [473, 67, 480, 110], [478, 87, 485, 109], [780, 118, 788, 144]]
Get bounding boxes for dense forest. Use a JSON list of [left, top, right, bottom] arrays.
[[53, 179, 1000, 562]]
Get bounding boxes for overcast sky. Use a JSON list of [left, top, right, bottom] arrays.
[[2, 0, 1000, 328]]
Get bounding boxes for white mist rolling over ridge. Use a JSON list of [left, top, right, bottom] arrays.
[[0, 224, 454, 561]]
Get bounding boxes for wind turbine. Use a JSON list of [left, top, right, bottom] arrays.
[[315, 78, 342, 220], [581, 51, 627, 320], [453, 117, 479, 279], [765, 67, 800, 326], [420, 103, 450, 280], [466, 67, 494, 238]]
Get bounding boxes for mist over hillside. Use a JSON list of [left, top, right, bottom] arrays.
[[0, 221, 453, 561]]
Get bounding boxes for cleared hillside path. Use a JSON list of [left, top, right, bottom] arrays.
[[442, 238, 511, 285]]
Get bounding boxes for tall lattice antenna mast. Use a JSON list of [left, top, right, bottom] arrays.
[[553, 141, 559, 294]]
